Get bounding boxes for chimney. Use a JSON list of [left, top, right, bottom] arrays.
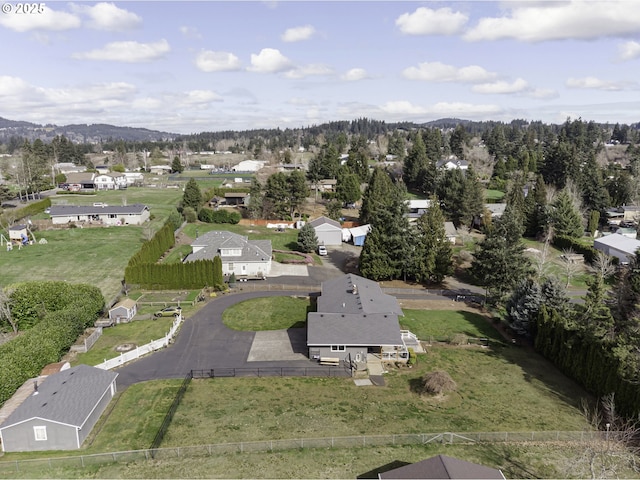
[[33, 380, 39, 395]]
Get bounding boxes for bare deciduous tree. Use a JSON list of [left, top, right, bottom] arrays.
[[0, 288, 17, 334], [591, 251, 617, 281], [561, 248, 584, 288]]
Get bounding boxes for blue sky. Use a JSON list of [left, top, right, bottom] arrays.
[[1, 1, 639, 134]]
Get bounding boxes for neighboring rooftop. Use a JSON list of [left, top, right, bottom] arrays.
[[378, 454, 505, 479], [316, 273, 403, 315], [48, 204, 149, 216], [186, 230, 272, 263]]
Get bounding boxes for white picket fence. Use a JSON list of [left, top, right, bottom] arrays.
[[95, 314, 183, 370]]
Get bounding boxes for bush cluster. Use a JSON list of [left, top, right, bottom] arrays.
[[0, 282, 104, 406], [0, 197, 51, 225], [198, 208, 241, 224], [552, 235, 599, 264]]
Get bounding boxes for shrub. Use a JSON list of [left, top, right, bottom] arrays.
[[421, 370, 457, 395], [449, 333, 469, 346], [183, 206, 197, 223]]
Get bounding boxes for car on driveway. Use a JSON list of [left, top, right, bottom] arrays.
[[317, 245, 328, 256], [153, 306, 182, 318]]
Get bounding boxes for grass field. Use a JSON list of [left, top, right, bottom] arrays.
[[484, 189, 505, 201], [400, 310, 504, 342], [0, 227, 144, 301], [521, 238, 591, 290], [222, 296, 310, 330]]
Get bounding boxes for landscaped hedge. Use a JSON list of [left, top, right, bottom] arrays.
[[552, 234, 598, 264], [198, 208, 241, 224], [535, 307, 640, 417], [0, 282, 104, 406], [0, 197, 51, 225], [127, 222, 175, 267]]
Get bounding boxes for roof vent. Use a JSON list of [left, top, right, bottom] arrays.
[[352, 284, 358, 295], [33, 380, 39, 396]]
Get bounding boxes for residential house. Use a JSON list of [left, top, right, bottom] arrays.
[[436, 158, 469, 171], [48, 204, 150, 226], [94, 173, 127, 190], [123, 172, 144, 186], [310, 216, 342, 246], [378, 455, 505, 479], [95, 166, 109, 175], [406, 199, 431, 222], [149, 165, 172, 175], [622, 205, 640, 222], [64, 172, 96, 191], [54, 163, 86, 175], [108, 299, 137, 323], [307, 274, 409, 364], [0, 365, 118, 452], [484, 203, 507, 218], [594, 233, 640, 264], [185, 230, 272, 279], [231, 160, 266, 172]]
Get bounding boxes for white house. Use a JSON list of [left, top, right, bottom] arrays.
[[123, 172, 144, 186], [108, 299, 137, 323], [594, 233, 640, 264], [436, 158, 469, 170], [231, 160, 266, 172], [94, 173, 127, 190], [48, 204, 150, 226], [185, 231, 272, 279], [406, 199, 431, 222], [149, 165, 172, 175]]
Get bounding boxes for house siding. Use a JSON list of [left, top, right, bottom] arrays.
[[310, 346, 367, 363], [1, 418, 77, 452], [108, 305, 136, 321], [78, 383, 116, 447], [315, 228, 342, 246], [223, 260, 271, 278]]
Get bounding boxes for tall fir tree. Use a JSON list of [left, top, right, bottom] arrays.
[[403, 132, 429, 189], [550, 189, 583, 238], [410, 197, 452, 283], [359, 167, 394, 225], [182, 178, 202, 211], [297, 222, 318, 253]]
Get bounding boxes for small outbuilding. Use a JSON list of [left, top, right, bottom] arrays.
[[348, 224, 371, 246], [309, 216, 342, 246], [594, 233, 640, 264], [8, 224, 29, 245], [0, 365, 118, 452], [108, 298, 138, 323]]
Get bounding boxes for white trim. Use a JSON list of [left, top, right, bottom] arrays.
[[330, 345, 346, 352], [33, 425, 47, 441]]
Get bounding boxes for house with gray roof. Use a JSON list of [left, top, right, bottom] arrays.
[[309, 216, 342, 246], [185, 230, 272, 279], [378, 454, 505, 479], [594, 233, 640, 264], [0, 365, 118, 452], [307, 274, 409, 364], [48, 204, 150, 226]]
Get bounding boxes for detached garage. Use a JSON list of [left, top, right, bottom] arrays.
[[108, 298, 137, 323], [0, 365, 118, 452], [310, 216, 342, 246], [594, 233, 640, 264]]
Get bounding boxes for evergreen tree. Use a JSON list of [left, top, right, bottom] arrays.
[[550, 189, 583, 238], [336, 169, 362, 205], [403, 132, 428, 188], [297, 223, 318, 253], [411, 197, 452, 283], [325, 199, 343, 221], [460, 166, 485, 229], [525, 175, 548, 238], [247, 179, 264, 219], [171, 156, 184, 173], [506, 278, 543, 336], [449, 124, 467, 158], [182, 178, 202, 211], [212, 255, 223, 288], [346, 135, 370, 183], [470, 206, 532, 301], [579, 273, 615, 341], [360, 167, 394, 224], [436, 168, 465, 226]]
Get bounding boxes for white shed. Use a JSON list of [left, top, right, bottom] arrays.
[[108, 298, 137, 323], [309, 216, 342, 246]]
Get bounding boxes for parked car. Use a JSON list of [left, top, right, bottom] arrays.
[[317, 245, 328, 256], [153, 306, 182, 318]]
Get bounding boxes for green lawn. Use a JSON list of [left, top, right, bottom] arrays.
[[222, 296, 310, 330], [71, 316, 175, 366], [521, 238, 591, 290], [400, 310, 504, 342], [484, 189, 505, 201], [0, 227, 145, 301]]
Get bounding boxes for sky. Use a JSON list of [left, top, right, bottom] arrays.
[[1, 0, 640, 134]]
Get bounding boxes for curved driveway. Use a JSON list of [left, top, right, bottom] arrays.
[[115, 290, 321, 387]]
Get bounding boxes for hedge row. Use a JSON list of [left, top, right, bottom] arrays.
[[535, 307, 640, 417], [198, 208, 241, 224], [125, 259, 219, 289], [552, 234, 599, 264], [127, 222, 175, 267], [0, 197, 51, 226], [0, 283, 104, 406]]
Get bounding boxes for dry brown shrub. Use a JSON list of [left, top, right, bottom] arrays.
[[422, 370, 457, 395]]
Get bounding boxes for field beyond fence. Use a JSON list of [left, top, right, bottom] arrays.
[[0, 430, 609, 476]]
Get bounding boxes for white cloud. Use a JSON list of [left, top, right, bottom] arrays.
[[0, 5, 80, 32], [566, 77, 632, 91], [402, 62, 497, 83], [73, 40, 170, 63], [0, 76, 31, 96], [618, 41, 640, 61], [341, 68, 369, 81], [378, 100, 502, 119], [72, 2, 141, 31], [472, 78, 529, 94], [284, 64, 333, 79], [287, 97, 316, 106], [396, 7, 468, 35], [528, 88, 558, 99], [248, 48, 292, 73], [180, 26, 202, 40], [195, 50, 241, 72], [465, 1, 640, 42], [381, 101, 429, 115], [179, 90, 223, 106], [281, 25, 316, 42]]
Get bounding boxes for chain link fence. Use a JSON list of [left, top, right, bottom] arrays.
[[0, 430, 608, 475]]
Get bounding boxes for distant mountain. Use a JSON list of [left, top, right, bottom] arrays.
[[0, 117, 176, 144]]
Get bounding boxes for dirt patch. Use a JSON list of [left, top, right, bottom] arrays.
[[397, 299, 478, 311]]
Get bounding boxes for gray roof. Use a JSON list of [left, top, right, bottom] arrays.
[[308, 312, 402, 346], [65, 172, 95, 183], [48, 204, 149, 216], [594, 233, 640, 254], [185, 230, 272, 263], [378, 455, 505, 479], [0, 365, 117, 430], [308, 274, 404, 347], [309, 216, 341, 230], [317, 274, 403, 315], [444, 221, 458, 237]]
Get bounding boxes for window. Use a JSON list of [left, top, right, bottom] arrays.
[[34, 426, 47, 441], [330, 345, 345, 352], [228, 263, 234, 271]]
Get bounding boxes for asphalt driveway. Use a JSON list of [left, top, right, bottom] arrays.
[[114, 290, 322, 387]]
